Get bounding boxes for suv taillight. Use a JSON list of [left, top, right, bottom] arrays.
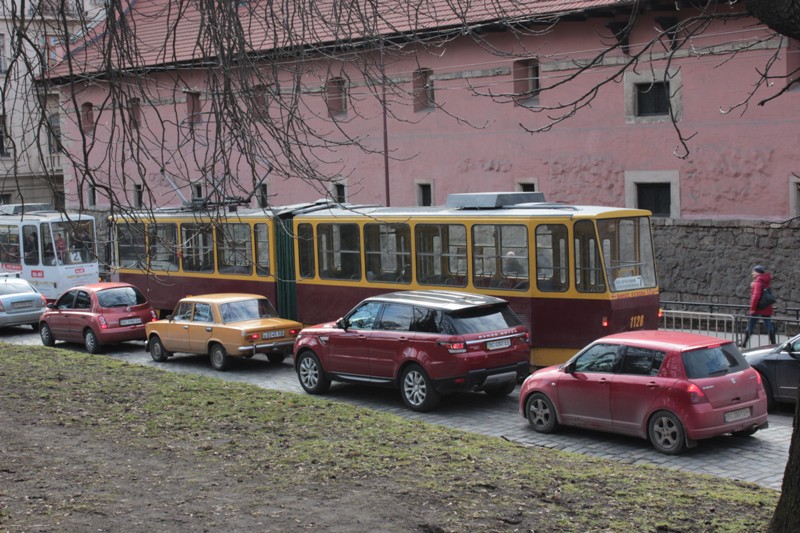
[[439, 340, 466, 354]]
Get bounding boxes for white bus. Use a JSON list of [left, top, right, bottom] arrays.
[[0, 211, 100, 300]]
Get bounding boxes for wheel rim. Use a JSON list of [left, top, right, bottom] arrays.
[[652, 415, 679, 450], [211, 348, 223, 367], [529, 397, 552, 429], [299, 356, 319, 389], [152, 341, 162, 358], [403, 369, 427, 407], [41, 325, 51, 344], [85, 332, 96, 351]]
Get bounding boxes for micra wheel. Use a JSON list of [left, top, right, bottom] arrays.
[[39, 322, 55, 347], [400, 364, 440, 412], [484, 380, 517, 398], [209, 343, 231, 371], [84, 329, 101, 354], [526, 392, 559, 433], [648, 411, 687, 455], [267, 352, 286, 364], [296, 351, 330, 394], [149, 335, 171, 363]]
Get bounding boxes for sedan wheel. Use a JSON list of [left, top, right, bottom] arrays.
[[648, 411, 687, 455], [526, 392, 559, 433], [296, 351, 330, 394], [149, 336, 171, 363], [84, 329, 101, 354], [40, 322, 55, 347], [400, 364, 440, 412], [209, 343, 231, 371]]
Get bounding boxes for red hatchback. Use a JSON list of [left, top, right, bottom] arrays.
[[40, 282, 157, 354], [519, 331, 769, 454], [293, 290, 530, 411]]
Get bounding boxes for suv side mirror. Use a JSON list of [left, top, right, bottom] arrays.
[[336, 317, 349, 331]]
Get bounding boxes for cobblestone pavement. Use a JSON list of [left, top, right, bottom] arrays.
[[3, 328, 792, 491]]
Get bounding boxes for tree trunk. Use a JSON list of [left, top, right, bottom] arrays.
[[747, 0, 800, 40], [768, 388, 800, 532]]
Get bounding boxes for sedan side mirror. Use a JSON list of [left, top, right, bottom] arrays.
[[166, 314, 174, 321]]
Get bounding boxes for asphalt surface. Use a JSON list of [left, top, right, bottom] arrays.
[[3, 327, 793, 491]]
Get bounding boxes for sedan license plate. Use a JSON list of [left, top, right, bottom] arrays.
[[12, 301, 32, 309], [724, 407, 751, 423], [119, 317, 142, 326], [486, 338, 512, 351], [262, 330, 284, 340]]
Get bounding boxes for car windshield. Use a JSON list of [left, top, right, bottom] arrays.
[[0, 279, 35, 295], [97, 287, 147, 308], [220, 298, 278, 323], [681, 343, 748, 379], [443, 304, 521, 334]]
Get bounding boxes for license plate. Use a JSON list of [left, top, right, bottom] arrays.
[[724, 407, 751, 423], [486, 338, 512, 351], [262, 330, 284, 339], [12, 301, 32, 309], [119, 317, 142, 326]]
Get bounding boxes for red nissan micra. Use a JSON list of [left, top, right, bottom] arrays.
[[519, 330, 769, 454]]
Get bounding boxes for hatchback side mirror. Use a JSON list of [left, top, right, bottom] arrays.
[[46, 303, 55, 309]]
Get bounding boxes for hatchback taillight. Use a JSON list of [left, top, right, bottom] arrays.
[[40, 295, 47, 308], [98, 315, 109, 330], [0, 301, 5, 312], [150, 310, 158, 322], [683, 382, 708, 404]]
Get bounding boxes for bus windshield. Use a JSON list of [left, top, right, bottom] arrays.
[[46, 221, 96, 265], [596, 217, 657, 292]]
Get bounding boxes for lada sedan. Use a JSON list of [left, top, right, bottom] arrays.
[[519, 331, 769, 454], [293, 290, 530, 412], [146, 293, 303, 371], [39, 282, 157, 353]]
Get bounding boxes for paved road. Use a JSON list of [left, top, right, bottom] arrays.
[[3, 327, 792, 491]]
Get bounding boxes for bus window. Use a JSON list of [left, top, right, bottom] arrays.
[[254, 223, 270, 276], [364, 223, 411, 284], [472, 224, 528, 290], [49, 221, 95, 265], [297, 223, 315, 279], [117, 223, 146, 268], [574, 220, 605, 293], [535, 224, 568, 292], [217, 223, 252, 275], [148, 223, 178, 272], [23, 225, 39, 265], [0, 224, 21, 265], [317, 223, 361, 280], [596, 217, 657, 292], [415, 224, 466, 287], [181, 224, 214, 272]]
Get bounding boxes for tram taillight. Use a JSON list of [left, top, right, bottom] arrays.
[[601, 316, 609, 328]]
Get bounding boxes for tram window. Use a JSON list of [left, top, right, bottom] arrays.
[[117, 223, 146, 268], [574, 220, 606, 293], [596, 217, 657, 292], [364, 223, 411, 284], [415, 224, 467, 287], [297, 223, 315, 279], [254, 223, 270, 276], [472, 224, 529, 290], [317, 223, 361, 280], [0, 224, 20, 265], [217, 223, 252, 275], [23, 225, 39, 266], [148, 223, 178, 272], [535, 224, 569, 292], [181, 224, 214, 272]]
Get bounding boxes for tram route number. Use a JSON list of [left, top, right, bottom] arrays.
[[629, 314, 645, 329]]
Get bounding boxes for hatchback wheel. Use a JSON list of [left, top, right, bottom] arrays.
[[84, 329, 101, 354], [400, 364, 440, 412], [296, 351, 330, 394], [40, 322, 55, 347], [648, 411, 686, 454], [149, 335, 171, 362], [526, 392, 559, 433], [209, 343, 231, 371]]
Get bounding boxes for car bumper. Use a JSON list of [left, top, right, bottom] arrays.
[[682, 400, 770, 441], [0, 309, 43, 326], [236, 339, 295, 355], [433, 361, 530, 394], [100, 326, 148, 344]]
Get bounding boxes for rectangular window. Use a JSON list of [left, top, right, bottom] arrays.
[[217, 223, 252, 275], [186, 91, 202, 123], [364, 223, 411, 284], [47, 113, 61, 154], [535, 224, 569, 292], [181, 223, 214, 272], [81, 103, 95, 136], [635, 81, 670, 116], [333, 183, 346, 203], [117, 223, 146, 268], [297, 223, 315, 279], [597, 217, 657, 292], [148, 223, 178, 272], [132, 183, 144, 208], [417, 183, 432, 206], [257, 183, 268, 208], [413, 68, 434, 112], [87, 185, 97, 207], [317, 223, 361, 280], [472, 224, 529, 290], [0, 34, 6, 73], [128, 97, 141, 129], [0, 224, 21, 265], [518, 182, 536, 192], [326, 77, 347, 117], [514, 59, 540, 105], [573, 219, 605, 293], [0, 114, 8, 157], [254, 223, 270, 276], [23, 225, 39, 265], [191, 182, 204, 200], [415, 224, 467, 287], [637, 183, 671, 217]]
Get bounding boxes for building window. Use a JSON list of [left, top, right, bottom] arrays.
[[133, 183, 144, 208], [0, 114, 8, 157], [625, 70, 681, 124], [624, 170, 680, 218], [333, 183, 346, 203], [257, 183, 268, 208], [191, 182, 204, 200], [636, 183, 671, 217], [635, 81, 670, 117], [47, 113, 61, 154], [128, 98, 141, 129], [87, 184, 97, 207], [80, 103, 95, 136], [186, 91, 202, 124], [0, 34, 6, 73], [326, 77, 347, 117], [417, 183, 433, 206], [413, 68, 434, 112], [513, 59, 540, 106], [517, 182, 537, 192], [790, 177, 800, 217]]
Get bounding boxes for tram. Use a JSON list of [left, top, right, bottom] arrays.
[[0, 211, 99, 300], [110, 192, 660, 366]]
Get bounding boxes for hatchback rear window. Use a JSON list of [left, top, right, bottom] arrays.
[[97, 287, 147, 308], [444, 304, 521, 334], [681, 343, 748, 379]]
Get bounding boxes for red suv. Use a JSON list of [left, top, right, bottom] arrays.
[[293, 290, 530, 411], [39, 282, 158, 353]]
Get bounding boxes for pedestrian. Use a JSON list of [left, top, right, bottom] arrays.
[[741, 265, 776, 347]]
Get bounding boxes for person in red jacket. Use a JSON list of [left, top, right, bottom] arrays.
[[741, 265, 776, 347]]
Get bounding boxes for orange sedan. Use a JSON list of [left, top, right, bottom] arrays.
[[145, 293, 302, 371]]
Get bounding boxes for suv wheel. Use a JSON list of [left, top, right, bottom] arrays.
[[400, 364, 440, 412], [296, 351, 330, 394], [648, 411, 686, 455]]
